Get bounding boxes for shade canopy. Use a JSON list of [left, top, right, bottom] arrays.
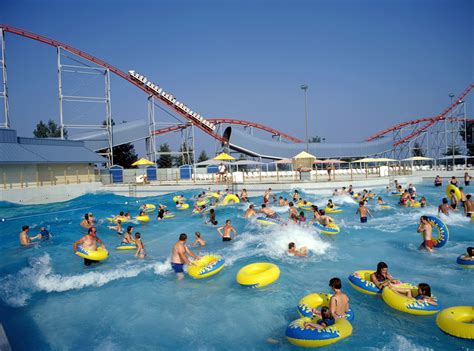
[[274, 158, 292, 164], [131, 158, 155, 166], [402, 156, 434, 161], [438, 155, 471, 160], [352, 157, 397, 163], [233, 160, 264, 165], [213, 152, 236, 161], [314, 159, 347, 164], [293, 151, 316, 159]]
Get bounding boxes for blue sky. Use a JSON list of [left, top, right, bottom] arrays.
[[1, 0, 472, 156]]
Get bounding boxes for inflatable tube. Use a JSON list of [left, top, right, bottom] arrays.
[[379, 205, 393, 209], [348, 270, 414, 296], [221, 194, 240, 205], [324, 207, 343, 214], [236, 262, 280, 288], [445, 184, 462, 201], [139, 204, 156, 212], [436, 306, 474, 339], [297, 293, 354, 321], [297, 201, 313, 208], [176, 203, 189, 210], [188, 255, 225, 279], [196, 199, 209, 207], [116, 243, 137, 250], [456, 255, 474, 268], [381, 286, 441, 315], [408, 201, 421, 208], [135, 215, 150, 222], [205, 192, 220, 199], [172, 195, 186, 203], [75, 246, 108, 261], [285, 317, 353, 348], [313, 221, 340, 235], [426, 215, 449, 248], [163, 213, 175, 219], [391, 192, 403, 196], [286, 292, 353, 347], [255, 216, 282, 226], [107, 216, 131, 223]]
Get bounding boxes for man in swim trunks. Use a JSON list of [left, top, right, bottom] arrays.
[[464, 172, 471, 186], [464, 194, 473, 217], [328, 277, 350, 319], [438, 198, 450, 215], [434, 175, 442, 187], [356, 201, 372, 223], [417, 216, 433, 253], [217, 219, 237, 241], [288, 202, 298, 223], [171, 233, 200, 280], [288, 242, 307, 257], [263, 188, 271, 205], [260, 204, 277, 218], [73, 227, 106, 265], [244, 204, 257, 218], [318, 210, 334, 226], [449, 189, 458, 210], [19, 225, 41, 246]]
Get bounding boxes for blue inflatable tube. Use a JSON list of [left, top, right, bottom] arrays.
[[426, 216, 449, 248], [456, 255, 474, 267], [312, 221, 340, 235]]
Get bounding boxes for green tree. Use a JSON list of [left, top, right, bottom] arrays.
[[460, 121, 474, 156], [443, 145, 461, 156], [197, 150, 208, 163], [111, 143, 139, 168], [157, 143, 173, 168], [411, 142, 425, 157], [33, 119, 67, 138], [175, 143, 194, 167]]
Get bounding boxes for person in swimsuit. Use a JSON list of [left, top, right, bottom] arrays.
[[318, 210, 334, 226], [80, 214, 93, 229], [464, 194, 474, 217], [170, 233, 200, 280], [347, 185, 354, 196], [420, 197, 427, 208], [288, 242, 307, 257], [377, 196, 385, 205], [278, 197, 285, 206], [303, 306, 335, 329], [370, 262, 399, 290], [309, 205, 320, 225], [459, 187, 467, 209], [356, 201, 372, 223], [393, 283, 437, 306], [449, 176, 458, 186], [19, 225, 41, 246], [38, 227, 51, 241], [73, 227, 106, 266], [134, 232, 145, 259], [327, 200, 335, 209], [288, 202, 298, 222], [244, 204, 256, 218], [328, 277, 350, 319], [417, 216, 433, 252], [298, 211, 306, 223], [464, 172, 471, 186], [434, 175, 442, 187], [190, 232, 206, 247], [240, 188, 248, 202], [108, 219, 123, 235], [438, 198, 450, 215], [217, 219, 237, 242], [449, 189, 458, 210], [263, 188, 271, 205], [122, 226, 134, 245], [292, 190, 300, 202], [460, 247, 474, 260], [260, 204, 277, 218], [206, 209, 218, 225]]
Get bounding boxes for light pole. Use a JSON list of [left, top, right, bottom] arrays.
[[300, 84, 309, 152], [449, 93, 455, 168]]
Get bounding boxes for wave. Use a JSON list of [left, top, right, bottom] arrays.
[[0, 254, 171, 307]]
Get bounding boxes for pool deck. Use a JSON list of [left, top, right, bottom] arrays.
[[0, 170, 469, 205]]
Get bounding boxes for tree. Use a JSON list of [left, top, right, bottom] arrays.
[[33, 119, 67, 138], [411, 142, 425, 157], [460, 121, 474, 156], [197, 150, 208, 163], [157, 143, 173, 168], [111, 143, 139, 168], [443, 145, 461, 156], [175, 143, 194, 167]]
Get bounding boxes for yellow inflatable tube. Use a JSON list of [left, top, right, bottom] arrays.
[[381, 286, 440, 315], [75, 246, 108, 261], [135, 215, 150, 222], [446, 184, 462, 201], [436, 306, 474, 339], [176, 203, 189, 210], [221, 194, 240, 205], [236, 262, 280, 288], [188, 255, 225, 279]]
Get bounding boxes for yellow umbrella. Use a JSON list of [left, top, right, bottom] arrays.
[[213, 152, 236, 161], [131, 158, 156, 166]]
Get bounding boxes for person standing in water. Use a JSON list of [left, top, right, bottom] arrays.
[[356, 201, 373, 223], [19, 225, 41, 246], [73, 227, 106, 266], [134, 232, 146, 259], [244, 204, 257, 218], [170, 233, 200, 280], [328, 277, 350, 319], [417, 216, 433, 253], [217, 219, 237, 242]]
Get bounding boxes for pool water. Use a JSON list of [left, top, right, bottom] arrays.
[[0, 182, 472, 350]]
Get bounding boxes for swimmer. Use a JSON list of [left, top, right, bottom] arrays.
[[464, 172, 471, 186], [244, 204, 256, 218], [288, 242, 307, 257], [80, 213, 93, 229], [370, 262, 399, 290], [377, 196, 385, 205], [459, 187, 467, 208], [434, 175, 442, 187], [408, 183, 417, 198], [191, 232, 206, 247], [309, 205, 320, 224], [122, 226, 134, 245], [464, 194, 473, 217], [420, 197, 427, 208], [278, 196, 285, 206], [438, 198, 450, 215], [260, 203, 277, 218], [288, 202, 298, 222], [205, 208, 218, 225], [327, 199, 335, 209], [283, 198, 289, 206], [134, 232, 146, 259], [73, 227, 106, 266], [298, 211, 306, 223], [333, 189, 339, 196], [417, 216, 433, 253], [175, 195, 185, 204], [108, 219, 123, 235], [19, 225, 41, 246], [217, 219, 237, 242], [392, 283, 437, 306], [263, 188, 271, 205], [292, 190, 300, 202], [170, 233, 200, 280], [347, 185, 354, 195], [240, 188, 248, 202], [303, 306, 335, 330], [449, 189, 458, 210], [328, 277, 350, 319], [356, 201, 372, 223], [38, 227, 51, 241], [460, 247, 474, 260], [449, 176, 458, 186], [318, 210, 334, 226]]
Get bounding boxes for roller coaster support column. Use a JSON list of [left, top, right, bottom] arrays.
[[0, 29, 10, 128]]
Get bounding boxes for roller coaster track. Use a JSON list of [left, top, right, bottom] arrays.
[[366, 84, 473, 145]]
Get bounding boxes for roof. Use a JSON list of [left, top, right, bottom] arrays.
[[0, 129, 106, 164]]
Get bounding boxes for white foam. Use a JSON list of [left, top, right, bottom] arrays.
[[0, 254, 170, 307], [380, 335, 433, 351]]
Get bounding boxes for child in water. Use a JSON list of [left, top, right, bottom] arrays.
[[134, 232, 145, 259], [298, 211, 306, 223], [191, 232, 206, 247], [303, 306, 335, 329], [420, 197, 427, 208], [288, 242, 308, 257], [108, 219, 123, 235], [460, 247, 474, 260], [356, 201, 373, 223], [206, 209, 218, 225], [393, 283, 437, 305]]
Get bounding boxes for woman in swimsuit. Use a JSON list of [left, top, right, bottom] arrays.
[[370, 262, 399, 289], [134, 232, 145, 259]]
